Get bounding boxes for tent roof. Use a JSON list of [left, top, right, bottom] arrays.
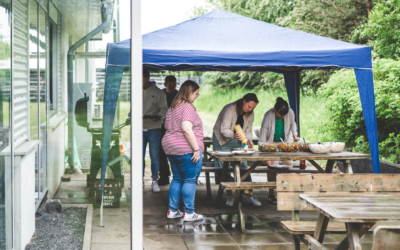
[[106, 9, 372, 72]]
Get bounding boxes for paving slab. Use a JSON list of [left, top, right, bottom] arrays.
[[177, 223, 227, 235], [182, 234, 237, 246], [230, 232, 287, 245], [143, 234, 187, 250]]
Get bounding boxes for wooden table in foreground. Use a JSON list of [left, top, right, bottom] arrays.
[[300, 193, 400, 250]]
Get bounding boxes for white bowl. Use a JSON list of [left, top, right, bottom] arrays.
[[323, 142, 345, 153], [309, 143, 331, 154]]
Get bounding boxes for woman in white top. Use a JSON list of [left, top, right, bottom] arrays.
[[259, 97, 298, 204]]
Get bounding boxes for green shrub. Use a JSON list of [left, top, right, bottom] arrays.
[[318, 59, 400, 163]]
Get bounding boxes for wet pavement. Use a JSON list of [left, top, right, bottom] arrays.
[[54, 171, 374, 250]]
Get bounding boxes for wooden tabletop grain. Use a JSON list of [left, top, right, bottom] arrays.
[[212, 151, 369, 162], [300, 194, 400, 223]]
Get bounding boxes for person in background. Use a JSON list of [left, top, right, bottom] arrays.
[[143, 69, 168, 192], [158, 75, 179, 185], [162, 80, 204, 221], [213, 93, 262, 207], [259, 97, 298, 204]]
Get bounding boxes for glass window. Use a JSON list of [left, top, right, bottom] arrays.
[[38, 6, 47, 202], [29, 0, 40, 206], [0, 0, 13, 248]]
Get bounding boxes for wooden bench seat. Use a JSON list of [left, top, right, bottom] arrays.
[[281, 221, 346, 234], [220, 181, 276, 190], [201, 166, 337, 199], [281, 221, 400, 236]]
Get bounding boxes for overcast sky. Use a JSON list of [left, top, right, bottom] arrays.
[[119, 0, 210, 40]]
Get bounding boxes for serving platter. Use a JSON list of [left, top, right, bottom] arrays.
[[232, 150, 255, 155]]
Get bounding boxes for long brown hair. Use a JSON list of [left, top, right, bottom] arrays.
[[171, 80, 200, 108], [234, 93, 259, 117]]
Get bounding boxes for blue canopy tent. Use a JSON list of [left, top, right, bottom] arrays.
[[100, 9, 379, 214]]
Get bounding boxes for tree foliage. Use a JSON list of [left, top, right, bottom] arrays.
[[360, 0, 400, 59], [317, 59, 400, 154], [279, 0, 370, 42]]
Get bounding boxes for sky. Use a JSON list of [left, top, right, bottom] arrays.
[[119, 0, 210, 41]]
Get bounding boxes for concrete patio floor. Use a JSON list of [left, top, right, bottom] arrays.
[[55, 171, 374, 250]]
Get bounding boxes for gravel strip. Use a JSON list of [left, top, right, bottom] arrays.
[[25, 206, 86, 250]]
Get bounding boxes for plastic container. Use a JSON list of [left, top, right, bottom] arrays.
[[323, 142, 345, 153], [234, 124, 248, 145], [278, 142, 300, 152], [258, 142, 279, 152], [309, 143, 331, 154]]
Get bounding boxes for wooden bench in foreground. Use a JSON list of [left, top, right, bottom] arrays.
[[277, 173, 400, 250], [201, 165, 338, 199]]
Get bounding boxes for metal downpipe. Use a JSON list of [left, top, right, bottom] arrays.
[[67, 13, 112, 169]]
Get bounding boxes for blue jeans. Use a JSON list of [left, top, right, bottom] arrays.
[[167, 153, 202, 213], [143, 128, 161, 180]]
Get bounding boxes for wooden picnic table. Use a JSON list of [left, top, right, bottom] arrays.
[[214, 151, 369, 207], [300, 193, 400, 250]]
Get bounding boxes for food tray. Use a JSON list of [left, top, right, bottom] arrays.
[[258, 142, 279, 152], [278, 143, 300, 152]]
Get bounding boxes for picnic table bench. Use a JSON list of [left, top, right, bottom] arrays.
[[277, 173, 400, 250]]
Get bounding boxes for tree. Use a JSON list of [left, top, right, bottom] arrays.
[[190, 0, 295, 25], [278, 0, 370, 42], [361, 0, 400, 59]]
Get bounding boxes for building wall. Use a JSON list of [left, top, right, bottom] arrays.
[[14, 144, 37, 250], [46, 114, 66, 198]]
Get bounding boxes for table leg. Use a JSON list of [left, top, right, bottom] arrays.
[[205, 172, 212, 199], [326, 160, 334, 173], [344, 160, 354, 174], [346, 223, 362, 250], [233, 162, 241, 183], [240, 161, 262, 182], [308, 160, 327, 173], [237, 190, 245, 232], [334, 223, 373, 250], [216, 161, 230, 208], [314, 213, 330, 243]]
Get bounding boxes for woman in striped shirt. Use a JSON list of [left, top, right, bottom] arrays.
[[162, 80, 204, 222]]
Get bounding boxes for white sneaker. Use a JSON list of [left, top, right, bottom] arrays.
[[167, 209, 183, 219], [152, 181, 160, 192], [183, 212, 203, 222], [226, 195, 234, 207], [246, 196, 262, 206]]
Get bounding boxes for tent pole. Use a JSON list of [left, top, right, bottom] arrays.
[[294, 71, 300, 137]]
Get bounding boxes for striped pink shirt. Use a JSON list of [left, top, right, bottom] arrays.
[[162, 102, 204, 155]]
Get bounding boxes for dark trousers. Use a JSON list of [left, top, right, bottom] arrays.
[[159, 125, 171, 177]]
